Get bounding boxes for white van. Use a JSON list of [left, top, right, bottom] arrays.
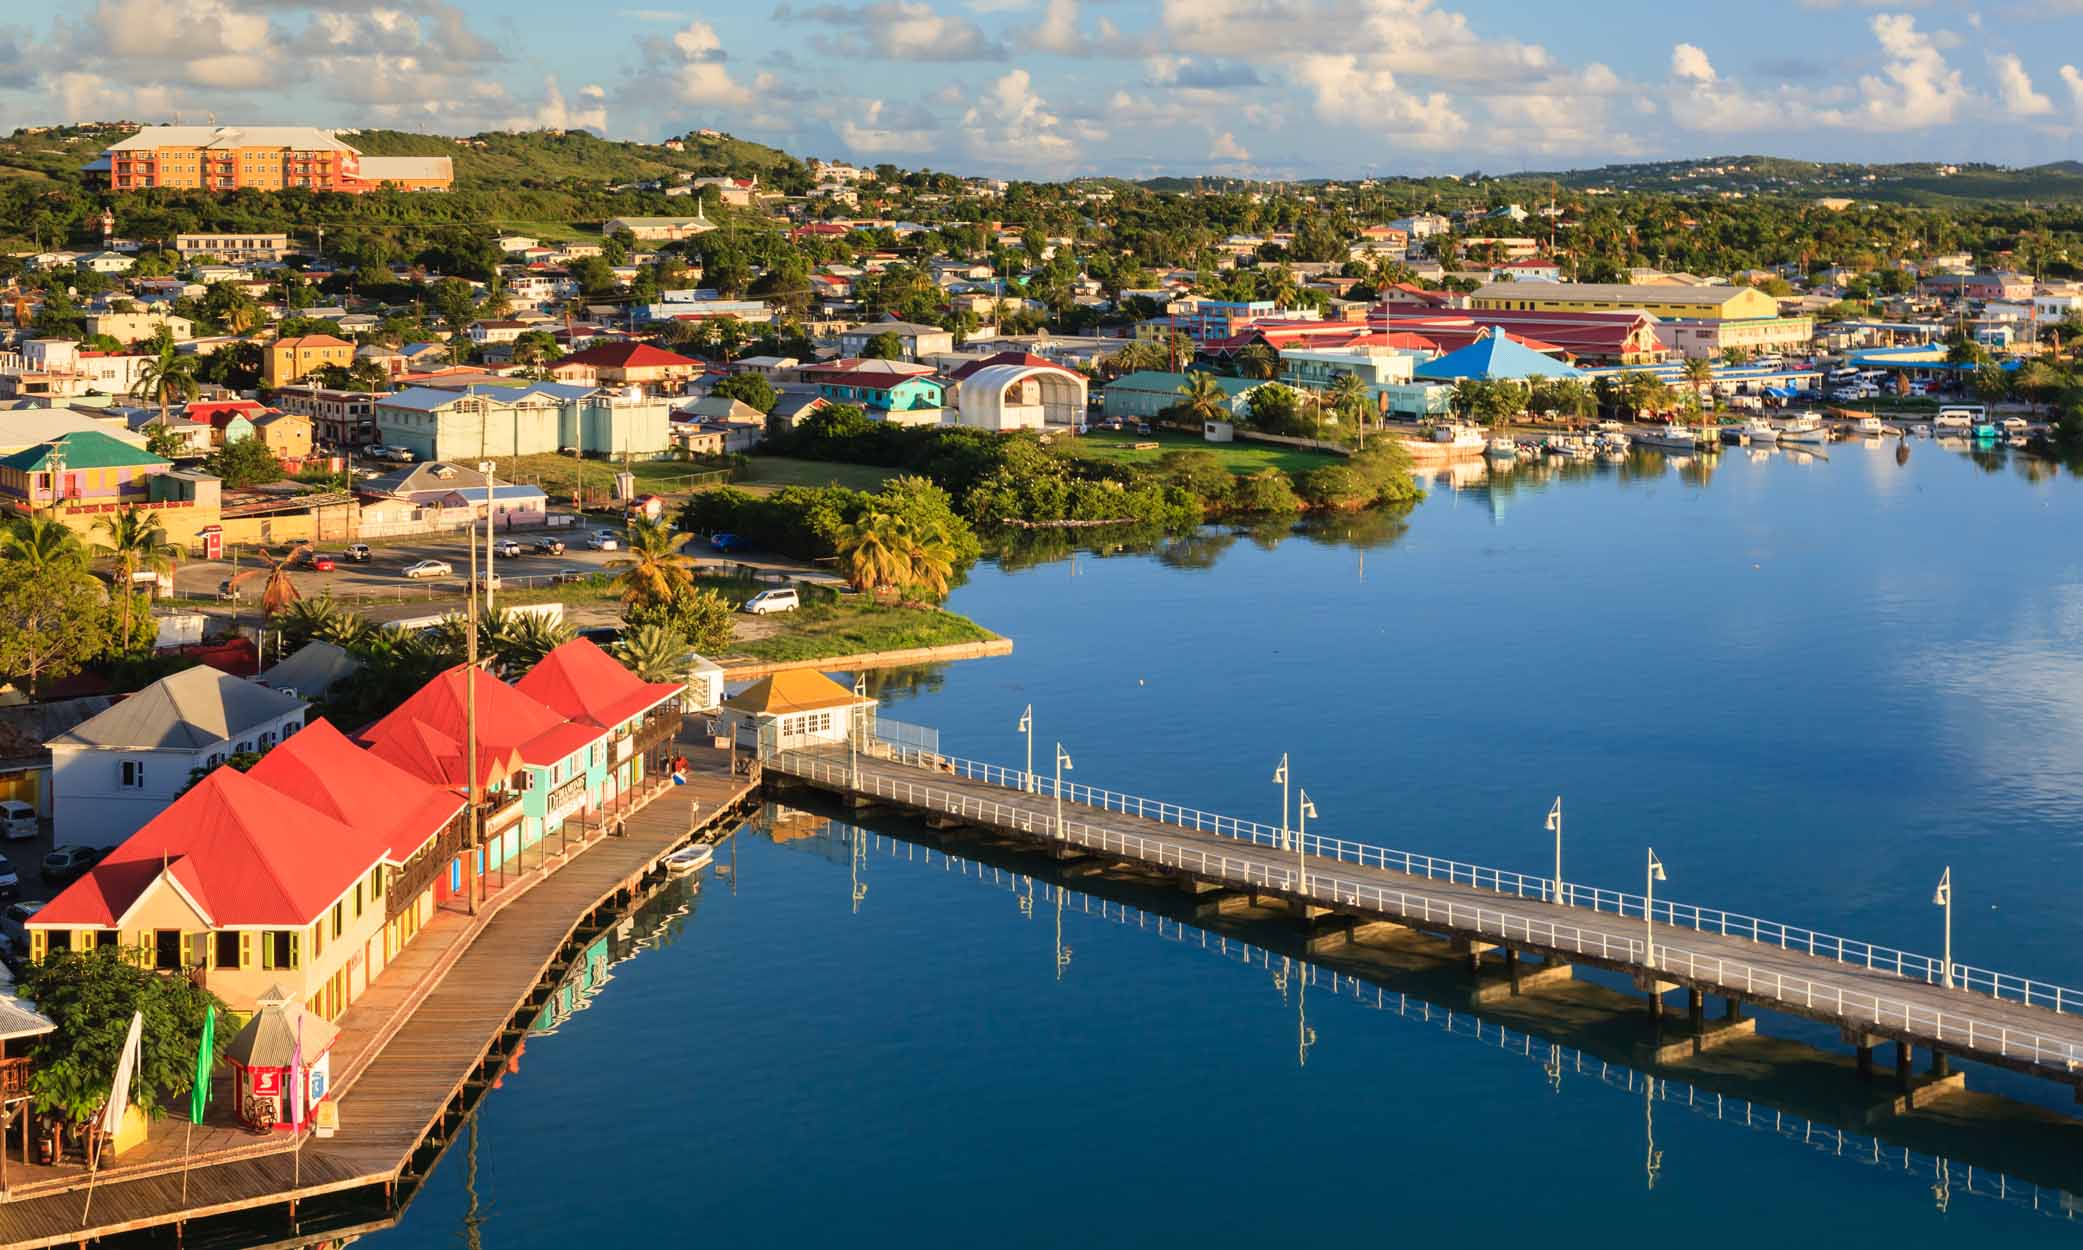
[[742, 588, 800, 616], [0, 801, 36, 841]]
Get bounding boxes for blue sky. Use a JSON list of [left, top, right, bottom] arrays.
[[3, 0, 2082, 179]]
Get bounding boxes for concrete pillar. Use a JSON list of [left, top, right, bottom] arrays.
[[1856, 1043, 1875, 1079], [1930, 1050, 1950, 1078], [1724, 997, 1743, 1022], [1896, 1041, 1914, 1090], [1688, 989, 1704, 1034], [1504, 946, 1520, 994]]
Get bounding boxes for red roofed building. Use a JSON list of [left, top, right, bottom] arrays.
[[545, 341, 704, 391], [515, 640, 685, 802]]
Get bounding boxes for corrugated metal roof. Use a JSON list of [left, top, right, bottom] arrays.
[[48, 666, 305, 751]]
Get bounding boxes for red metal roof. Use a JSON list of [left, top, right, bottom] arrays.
[[514, 639, 681, 730], [35, 766, 390, 928], [551, 342, 702, 370], [246, 719, 463, 863], [357, 664, 573, 792]]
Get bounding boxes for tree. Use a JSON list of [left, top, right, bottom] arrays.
[[1176, 372, 1229, 425], [710, 372, 777, 414], [1326, 371, 1371, 432], [1681, 357, 1715, 412], [485, 609, 575, 676], [616, 622, 689, 682], [271, 596, 355, 652], [205, 437, 284, 489], [1972, 364, 2013, 405], [19, 947, 224, 1127], [1230, 468, 1301, 514], [836, 511, 910, 597], [624, 586, 733, 653], [92, 508, 180, 650], [431, 278, 479, 333], [130, 327, 200, 426], [0, 562, 108, 697], [609, 517, 698, 610], [863, 331, 905, 360], [143, 424, 188, 460], [225, 544, 311, 616], [0, 513, 85, 574], [1236, 343, 1278, 380]]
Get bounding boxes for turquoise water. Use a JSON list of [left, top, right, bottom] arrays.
[[375, 443, 2083, 1247]]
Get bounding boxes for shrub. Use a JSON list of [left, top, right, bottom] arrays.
[[1230, 468, 1302, 514]]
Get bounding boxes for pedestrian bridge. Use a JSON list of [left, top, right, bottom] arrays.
[[765, 740, 2083, 1097]]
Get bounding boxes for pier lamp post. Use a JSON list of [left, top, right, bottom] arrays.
[[1644, 848, 1667, 970], [1054, 744, 1073, 841], [1296, 790, 1317, 897], [849, 675, 867, 791], [1273, 754, 1291, 852], [1546, 797, 1564, 906], [1018, 704, 1034, 794], [1933, 867, 1953, 989]]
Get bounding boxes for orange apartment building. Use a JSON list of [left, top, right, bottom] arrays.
[[98, 126, 452, 194]]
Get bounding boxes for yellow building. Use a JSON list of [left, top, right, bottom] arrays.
[[264, 335, 355, 388], [99, 127, 452, 194], [254, 412, 315, 461], [1469, 282, 1782, 321]]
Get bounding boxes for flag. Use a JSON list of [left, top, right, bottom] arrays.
[[288, 1015, 306, 1131], [188, 1005, 215, 1125], [1545, 798, 1562, 833], [100, 1011, 143, 1137]]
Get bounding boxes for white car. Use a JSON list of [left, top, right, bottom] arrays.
[[586, 535, 619, 551], [742, 587, 800, 615], [403, 559, 453, 579], [492, 539, 523, 558]]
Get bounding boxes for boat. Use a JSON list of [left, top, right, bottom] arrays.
[[1638, 426, 1698, 450], [663, 844, 714, 876], [1779, 414, 1830, 445], [1740, 418, 1781, 444], [1971, 422, 2001, 441], [1598, 431, 1631, 452], [1851, 416, 1884, 436], [1486, 436, 1519, 459], [1431, 422, 1487, 451]]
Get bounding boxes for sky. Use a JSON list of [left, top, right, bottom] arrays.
[[3, 0, 2083, 180]]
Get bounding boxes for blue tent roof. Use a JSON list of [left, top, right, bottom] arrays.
[[1413, 333, 1583, 382]]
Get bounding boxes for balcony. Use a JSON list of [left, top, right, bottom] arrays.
[[0, 1056, 28, 1101]]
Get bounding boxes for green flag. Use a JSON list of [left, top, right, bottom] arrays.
[[189, 1005, 215, 1125]]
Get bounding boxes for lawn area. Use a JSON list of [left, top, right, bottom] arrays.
[[735, 456, 899, 494], [1060, 430, 1341, 475], [500, 453, 730, 506], [714, 583, 998, 663]]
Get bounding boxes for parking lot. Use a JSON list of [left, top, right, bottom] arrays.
[[0, 818, 93, 969]]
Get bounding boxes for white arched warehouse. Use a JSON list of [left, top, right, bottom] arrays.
[[954, 364, 1088, 432]]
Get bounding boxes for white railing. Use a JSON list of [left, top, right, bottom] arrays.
[[771, 748, 2083, 1079], [870, 744, 2083, 1019]]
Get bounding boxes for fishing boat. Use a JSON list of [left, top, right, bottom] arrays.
[[663, 844, 714, 876], [1431, 422, 1487, 451], [1851, 416, 1884, 436], [1638, 426, 1698, 450], [1971, 422, 2001, 441], [1486, 436, 1519, 459], [1779, 413, 1830, 445], [1740, 418, 1781, 444]]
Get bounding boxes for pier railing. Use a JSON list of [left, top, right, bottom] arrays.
[[777, 746, 2083, 1077]]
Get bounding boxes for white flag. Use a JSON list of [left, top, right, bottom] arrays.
[[1545, 797, 1562, 833], [99, 1011, 143, 1137], [289, 1015, 306, 1130]]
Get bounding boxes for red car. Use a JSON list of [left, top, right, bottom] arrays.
[[312, 556, 336, 572]]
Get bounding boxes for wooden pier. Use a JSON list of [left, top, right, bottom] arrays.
[[770, 744, 2083, 1100], [0, 742, 760, 1249]]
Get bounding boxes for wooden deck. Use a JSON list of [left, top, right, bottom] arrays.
[[0, 744, 758, 1248], [774, 747, 2083, 1096]]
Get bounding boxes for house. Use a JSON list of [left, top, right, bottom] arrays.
[[0, 407, 149, 457], [0, 696, 118, 819], [27, 718, 464, 1021], [187, 399, 269, 446], [253, 411, 314, 461], [602, 215, 715, 242], [1492, 258, 1563, 283], [255, 640, 363, 700], [679, 395, 763, 424], [513, 640, 686, 807], [545, 343, 704, 392], [270, 385, 379, 447], [1101, 371, 1262, 421], [374, 383, 669, 461], [836, 320, 957, 361], [262, 335, 355, 388], [45, 666, 307, 846], [717, 670, 873, 750], [355, 461, 547, 529], [175, 232, 292, 261], [467, 319, 535, 346], [0, 430, 176, 529], [84, 310, 194, 344], [801, 360, 946, 426], [764, 389, 831, 437]]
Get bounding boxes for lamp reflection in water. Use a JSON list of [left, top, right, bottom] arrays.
[[1054, 884, 1073, 981], [850, 828, 868, 914], [1644, 1075, 1664, 1192]]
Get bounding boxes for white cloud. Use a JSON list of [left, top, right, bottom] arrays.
[[1163, 0, 1547, 82], [1990, 52, 2054, 116], [1671, 42, 1716, 84], [1026, 0, 1080, 53], [2064, 64, 2083, 115], [1820, 14, 1974, 130], [962, 68, 1083, 163], [672, 20, 723, 57], [789, 0, 1006, 61], [507, 76, 608, 132], [1290, 53, 1467, 146], [839, 98, 940, 153], [1209, 130, 1249, 161]]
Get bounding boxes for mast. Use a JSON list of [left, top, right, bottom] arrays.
[[466, 518, 481, 915]]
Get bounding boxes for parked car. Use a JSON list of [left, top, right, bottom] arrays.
[[0, 855, 18, 900], [552, 568, 591, 584], [710, 532, 740, 552], [492, 539, 523, 558], [385, 447, 416, 462], [577, 625, 622, 647], [0, 800, 36, 840], [311, 555, 337, 572], [531, 538, 566, 555], [345, 544, 372, 562], [0, 901, 42, 949], [742, 587, 800, 616], [586, 535, 619, 551], [41, 845, 105, 887], [403, 559, 453, 579]]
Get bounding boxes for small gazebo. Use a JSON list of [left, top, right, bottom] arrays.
[[223, 984, 339, 1131]]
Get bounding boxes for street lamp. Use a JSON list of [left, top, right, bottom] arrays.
[[1933, 867, 1953, 989], [1546, 796, 1564, 906], [1644, 848, 1667, 970], [1054, 744, 1072, 841], [1272, 753, 1291, 852], [1296, 790, 1317, 897], [1017, 704, 1034, 794], [849, 675, 867, 791]]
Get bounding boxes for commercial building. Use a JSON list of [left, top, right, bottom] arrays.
[[952, 360, 1087, 432], [84, 310, 195, 343], [836, 320, 956, 362], [602, 215, 715, 241], [263, 335, 355, 388], [175, 233, 292, 262], [1100, 371, 1263, 421], [1469, 282, 1782, 321], [545, 342, 705, 392], [373, 383, 671, 461], [271, 384, 380, 447], [1658, 315, 1817, 361], [96, 127, 452, 194]]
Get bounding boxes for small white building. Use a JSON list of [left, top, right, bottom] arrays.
[[46, 667, 307, 847], [718, 670, 873, 753], [954, 363, 1088, 432]]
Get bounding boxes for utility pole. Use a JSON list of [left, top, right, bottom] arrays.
[[466, 519, 481, 915]]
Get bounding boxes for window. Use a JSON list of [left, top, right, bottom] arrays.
[[259, 730, 274, 749], [119, 760, 146, 789], [354, 882, 363, 918], [371, 867, 385, 900], [95, 930, 118, 949], [46, 929, 71, 954], [332, 900, 344, 938], [215, 930, 240, 969], [264, 928, 295, 969], [236, 741, 252, 754], [154, 929, 182, 971]]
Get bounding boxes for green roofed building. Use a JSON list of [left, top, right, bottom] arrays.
[[1101, 371, 1266, 421], [0, 429, 175, 518]]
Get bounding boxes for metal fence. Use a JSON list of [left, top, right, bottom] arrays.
[[768, 747, 2083, 1079]]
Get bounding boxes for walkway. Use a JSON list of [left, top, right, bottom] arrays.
[[771, 746, 2083, 1092]]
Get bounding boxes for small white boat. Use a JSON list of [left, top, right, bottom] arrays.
[[1486, 436, 1519, 459], [663, 844, 713, 876], [1851, 416, 1884, 436], [1432, 422, 1487, 451], [1741, 418, 1780, 444], [1637, 426, 1698, 450], [1779, 414, 1830, 445]]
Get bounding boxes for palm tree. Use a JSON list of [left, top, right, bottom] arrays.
[[1326, 372, 1370, 438], [892, 517, 957, 600], [92, 507, 180, 645], [130, 327, 200, 427], [0, 513, 85, 573], [226, 543, 310, 617], [1176, 372, 1229, 425], [1681, 358, 1715, 424], [616, 622, 689, 683], [272, 595, 354, 652], [836, 511, 911, 598], [607, 516, 697, 610], [488, 610, 575, 676], [1236, 343, 1278, 381]]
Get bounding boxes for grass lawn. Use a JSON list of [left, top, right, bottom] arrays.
[[735, 456, 899, 494], [723, 597, 997, 663], [499, 453, 730, 505], [1060, 430, 1341, 475]]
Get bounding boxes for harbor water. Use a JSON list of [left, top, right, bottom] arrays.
[[374, 441, 2083, 1248]]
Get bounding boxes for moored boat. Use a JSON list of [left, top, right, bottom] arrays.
[[664, 844, 714, 875]]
